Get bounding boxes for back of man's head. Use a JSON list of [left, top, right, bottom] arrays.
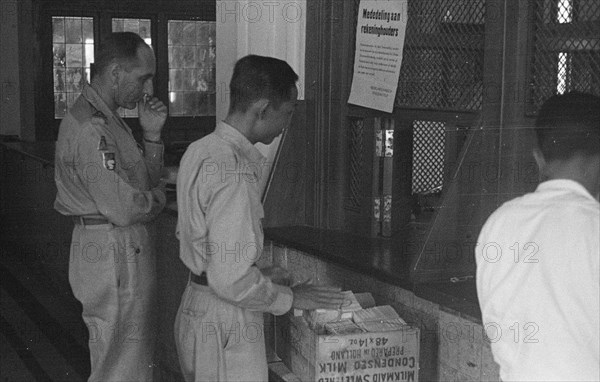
[[92, 32, 148, 79], [229, 55, 298, 113], [535, 92, 600, 162]]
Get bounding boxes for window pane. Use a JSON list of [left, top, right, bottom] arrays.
[[54, 68, 65, 93], [112, 18, 152, 118], [65, 18, 82, 43], [53, 44, 66, 67], [170, 69, 183, 91], [182, 46, 195, 68], [65, 44, 83, 67], [113, 19, 124, 31], [53, 16, 94, 119], [52, 18, 65, 43], [55, 93, 67, 118], [182, 22, 196, 45], [196, 23, 209, 43], [183, 68, 195, 89], [82, 19, 94, 42], [169, 92, 183, 115], [139, 20, 151, 40], [65, 68, 84, 92], [168, 21, 183, 45], [169, 46, 182, 68], [168, 20, 216, 116]]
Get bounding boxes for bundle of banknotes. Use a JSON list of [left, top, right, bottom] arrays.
[[303, 291, 407, 334]]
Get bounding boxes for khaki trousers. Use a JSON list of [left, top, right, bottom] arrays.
[[69, 223, 156, 382], [174, 282, 268, 382]]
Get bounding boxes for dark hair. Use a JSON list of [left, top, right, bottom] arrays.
[[92, 32, 148, 79], [229, 55, 298, 113], [535, 91, 600, 161]]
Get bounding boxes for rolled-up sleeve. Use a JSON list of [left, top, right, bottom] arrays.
[[143, 141, 164, 187], [203, 170, 293, 316], [75, 123, 166, 226]]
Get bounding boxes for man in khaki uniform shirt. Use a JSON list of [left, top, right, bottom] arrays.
[[175, 55, 344, 382], [54, 32, 167, 381]]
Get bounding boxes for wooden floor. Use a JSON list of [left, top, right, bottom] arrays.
[[0, 237, 90, 381], [0, 210, 295, 382]]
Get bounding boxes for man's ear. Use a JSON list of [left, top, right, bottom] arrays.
[[108, 62, 121, 87], [254, 99, 270, 120]]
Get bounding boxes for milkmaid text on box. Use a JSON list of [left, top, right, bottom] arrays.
[[283, 316, 420, 382]]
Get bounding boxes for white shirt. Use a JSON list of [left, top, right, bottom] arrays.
[[476, 179, 600, 382], [176, 121, 293, 315]]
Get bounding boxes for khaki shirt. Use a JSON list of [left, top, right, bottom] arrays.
[[176, 122, 293, 315], [54, 83, 166, 226]]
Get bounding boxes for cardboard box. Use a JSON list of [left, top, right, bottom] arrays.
[[278, 315, 420, 382]]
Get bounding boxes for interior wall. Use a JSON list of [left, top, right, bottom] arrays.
[[215, 0, 306, 195], [0, 0, 22, 137]]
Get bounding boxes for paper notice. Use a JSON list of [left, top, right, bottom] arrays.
[[348, 0, 408, 113]]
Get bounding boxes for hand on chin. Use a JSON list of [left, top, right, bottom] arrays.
[[118, 98, 139, 110], [123, 102, 138, 110]]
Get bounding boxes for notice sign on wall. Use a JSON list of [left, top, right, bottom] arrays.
[[348, 0, 408, 113]]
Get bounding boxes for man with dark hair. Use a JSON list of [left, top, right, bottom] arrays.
[[92, 32, 149, 80], [534, 92, 600, 166], [174, 55, 344, 381], [54, 32, 167, 381], [476, 92, 599, 381], [228, 54, 299, 113]]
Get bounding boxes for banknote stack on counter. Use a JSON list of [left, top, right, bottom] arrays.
[[303, 291, 407, 335]]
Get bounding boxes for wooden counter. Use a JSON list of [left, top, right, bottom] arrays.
[[263, 236, 499, 382], [1, 142, 499, 381]]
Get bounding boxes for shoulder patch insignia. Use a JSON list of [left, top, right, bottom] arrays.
[[98, 135, 107, 151], [102, 152, 116, 171]]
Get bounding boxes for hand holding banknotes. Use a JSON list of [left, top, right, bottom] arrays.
[[291, 279, 345, 311]]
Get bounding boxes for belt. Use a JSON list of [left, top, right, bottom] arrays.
[[72, 215, 110, 226], [190, 272, 208, 286]]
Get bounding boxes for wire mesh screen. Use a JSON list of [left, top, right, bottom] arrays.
[[346, 118, 365, 211], [528, 0, 600, 114], [351, 0, 485, 111], [412, 120, 446, 194]]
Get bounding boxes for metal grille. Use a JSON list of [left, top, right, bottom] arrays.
[[412, 120, 446, 194], [528, 0, 600, 114], [346, 118, 365, 210], [351, 0, 485, 111]]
